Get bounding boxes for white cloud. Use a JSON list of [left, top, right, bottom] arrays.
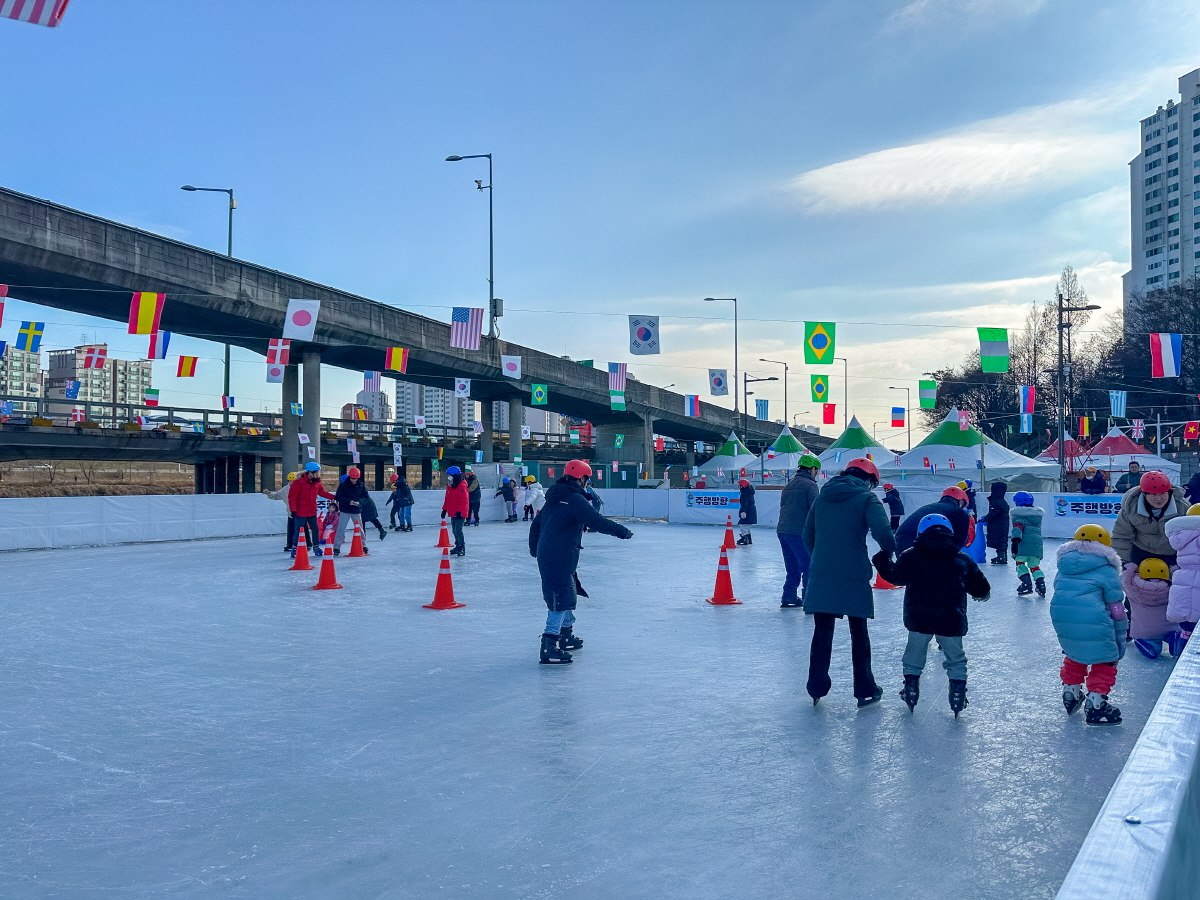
[[888, 0, 1047, 30]]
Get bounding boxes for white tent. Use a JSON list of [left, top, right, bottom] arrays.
[[697, 431, 759, 484], [882, 409, 1060, 492], [817, 416, 893, 472], [757, 425, 810, 474]]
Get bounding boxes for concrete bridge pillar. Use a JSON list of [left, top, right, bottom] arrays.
[[593, 420, 647, 472], [373, 459, 385, 490], [509, 396, 523, 462], [203, 461, 215, 494], [686, 445, 696, 471], [642, 414, 655, 481], [194, 464, 205, 494], [214, 457, 228, 494], [226, 456, 240, 494], [241, 455, 256, 493], [282, 364, 300, 474], [261, 457, 277, 492], [480, 400, 494, 462], [302, 351, 322, 466]]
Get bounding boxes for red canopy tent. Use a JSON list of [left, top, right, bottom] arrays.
[[1037, 433, 1089, 473], [1088, 427, 1148, 457], [1079, 427, 1181, 483]]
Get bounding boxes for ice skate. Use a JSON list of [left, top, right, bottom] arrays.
[[1134, 638, 1163, 659], [378, 529, 387, 541], [1167, 630, 1190, 657], [559, 626, 583, 651], [1062, 684, 1084, 716], [735, 534, 750, 545], [780, 596, 802, 608], [989, 553, 1007, 565], [1035, 577, 1046, 598], [1084, 693, 1121, 726], [539, 633, 572, 664], [856, 686, 883, 708], [948, 679, 968, 717], [899, 674, 920, 712], [1016, 573, 1033, 596]]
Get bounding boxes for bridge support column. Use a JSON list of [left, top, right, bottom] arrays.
[[642, 414, 655, 482], [194, 464, 204, 494], [226, 456, 240, 494], [203, 461, 215, 494], [373, 459, 384, 490], [509, 396, 523, 462], [214, 457, 228, 494], [282, 364, 300, 474], [479, 401, 494, 462], [302, 351, 322, 466], [593, 420, 646, 473], [261, 457, 276, 492], [241, 455, 256, 493], [420, 458, 433, 489], [686, 445, 696, 471]]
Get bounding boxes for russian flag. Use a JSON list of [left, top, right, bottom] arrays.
[[1150, 332, 1182, 378], [684, 394, 701, 417], [1018, 384, 1035, 414]]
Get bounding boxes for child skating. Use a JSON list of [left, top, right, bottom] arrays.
[[1121, 558, 1174, 659], [1164, 503, 1200, 656], [1050, 524, 1125, 726], [1009, 491, 1045, 596], [872, 513, 990, 716]]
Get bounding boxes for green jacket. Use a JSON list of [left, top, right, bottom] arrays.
[[802, 473, 897, 619], [1111, 486, 1188, 563], [1010, 506, 1045, 561]]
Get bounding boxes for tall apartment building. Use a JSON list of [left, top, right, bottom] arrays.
[[393, 381, 473, 427], [1124, 68, 1200, 308], [355, 389, 392, 422], [0, 347, 42, 412], [490, 402, 564, 435], [46, 345, 152, 412]]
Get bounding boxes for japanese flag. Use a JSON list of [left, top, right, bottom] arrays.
[[282, 299, 320, 341]]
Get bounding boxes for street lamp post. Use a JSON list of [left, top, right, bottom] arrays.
[[742, 373, 778, 439], [703, 298, 738, 416], [1056, 293, 1101, 489], [888, 385, 911, 451], [445, 154, 499, 339], [833, 356, 848, 429], [181, 185, 236, 424], [759, 358, 789, 424]]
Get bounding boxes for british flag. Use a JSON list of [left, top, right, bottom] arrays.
[[450, 307, 484, 351], [608, 362, 627, 392], [1132, 419, 1145, 439], [267, 338, 290, 366]]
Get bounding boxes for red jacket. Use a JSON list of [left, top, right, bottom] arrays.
[[442, 482, 470, 518], [289, 476, 336, 516]]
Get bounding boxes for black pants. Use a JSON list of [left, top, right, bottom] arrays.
[[468, 499, 480, 525], [807, 613, 877, 700], [451, 515, 465, 550], [889, 515, 900, 532], [294, 515, 318, 550], [286, 513, 296, 548], [364, 516, 384, 534]]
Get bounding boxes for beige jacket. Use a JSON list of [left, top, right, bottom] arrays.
[[1111, 486, 1188, 562]]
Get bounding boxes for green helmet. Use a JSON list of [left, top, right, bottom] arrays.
[[798, 454, 821, 470]]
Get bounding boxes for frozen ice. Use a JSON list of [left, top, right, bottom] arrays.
[[1, 523, 1175, 898]]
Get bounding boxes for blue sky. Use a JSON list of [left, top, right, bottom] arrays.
[[2, 0, 1198, 440]]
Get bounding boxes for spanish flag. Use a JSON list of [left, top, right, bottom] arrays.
[[384, 347, 408, 373], [354, 408, 368, 420], [128, 292, 165, 335], [176, 356, 198, 377]]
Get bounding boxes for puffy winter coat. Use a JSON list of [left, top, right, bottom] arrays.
[[802, 473, 897, 619], [1121, 563, 1174, 640], [1079, 473, 1108, 495], [777, 471, 819, 535], [738, 484, 758, 525], [466, 473, 481, 500], [386, 482, 414, 508], [265, 482, 291, 503], [896, 498, 972, 552], [1185, 472, 1200, 506], [1009, 506, 1045, 561], [1050, 540, 1125, 665], [528, 482, 546, 512], [882, 488, 904, 517], [1115, 471, 1142, 494], [335, 478, 370, 514], [288, 476, 336, 517], [495, 482, 516, 502], [873, 528, 990, 637], [1112, 486, 1188, 563], [983, 483, 1010, 551], [529, 479, 632, 611], [442, 480, 470, 518], [361, 493, 379, 522], [1165, 515, 1200, 625]]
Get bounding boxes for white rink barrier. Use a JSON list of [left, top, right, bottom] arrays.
[[0, 490, 510, 551], [1055, 641, 1200, 900], [592, 489, 670, 519]]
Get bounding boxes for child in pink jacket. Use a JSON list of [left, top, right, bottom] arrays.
[[1122, 559, 1174, 659], [1164, 508, 1200, 656]]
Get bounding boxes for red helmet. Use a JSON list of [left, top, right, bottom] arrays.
[[564, 459, 593, 478], [738, 479, 750, 487], [1140, 471, 1173, 494], [882, 483, 894, 491], [347, 466, 361, 479], [942, 486, 968, 502], [845, 457, 879, 480], [389, 474, 398, 483]]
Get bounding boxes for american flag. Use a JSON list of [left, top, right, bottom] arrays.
[[1132, 419, 1145, 439], [608, 362, 627, 392], [2, 0, 70, 28], [267, 338, 290, 366], [450, 307, 484, 351], [363, 371, 381, 392]]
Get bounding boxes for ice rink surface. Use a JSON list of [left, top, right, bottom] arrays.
[[2, 520, 1177, 899]]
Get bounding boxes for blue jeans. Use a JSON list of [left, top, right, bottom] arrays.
[[777, 532, 811, 602], [545, 609, 576, 635]]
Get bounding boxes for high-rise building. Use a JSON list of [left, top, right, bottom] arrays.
[[355, 390, 392, 422], [0, 346, 42, 412], [392, 381, 473, 427], [1124, 68, 1200, 308], [46, 345, 152, 414]]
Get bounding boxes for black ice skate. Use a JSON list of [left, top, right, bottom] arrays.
[[899, 674, 920, 712], [1017, 573, 1033, 596], [948, 679, 968, 717], [856, 686, 884, 708], [1062, 684, 1084, 716], [539, 633, 572, 664], [559, 626, 583, 651], [1084, 693, 1121, 726], [735, 534, 750, 545], [1035, 577, 1046, 598], [989, 552, 1008, 565]]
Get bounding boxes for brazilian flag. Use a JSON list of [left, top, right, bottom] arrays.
[[810, 374, 829, 403], [804, 321, 836, 364]]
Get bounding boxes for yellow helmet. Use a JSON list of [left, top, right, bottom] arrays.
[[524, 475, 536, 484], [957, 481, 969, 490], [287, 471, 298, 482], [1073, 524, 1112, 546], [1138, 558, 1171, 581], [1188, 504, 1200, 516]]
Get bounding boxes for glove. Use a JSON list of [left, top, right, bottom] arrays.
[[871, 550, 889, 571], [440, 510, 446, 519], [619, 527, 634, 539], [973, 592, 991, 603], [1108, 601, 1127, 622], [1010, 538, 1020, 556]]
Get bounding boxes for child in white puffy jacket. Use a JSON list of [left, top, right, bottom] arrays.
[[1164, 506, 1200, 655]]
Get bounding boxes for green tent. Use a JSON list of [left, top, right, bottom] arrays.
[[817, 416, 891, 468], [697, 431, 759, 482], [760, 424, 810, 473]]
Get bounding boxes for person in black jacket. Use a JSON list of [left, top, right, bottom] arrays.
[[1079, 467, 1108, 495], [386, 474, 414, 531], [882, 483, 905, 531], [777, 456, 821, 606], [495, 477, 518, 522], [873, 513, 990, 716], [332, 467, 371, 555], [983, 482, 1009, 565], [736, 479, 757, 545], [528, 460, 633, 664], [1185, 471, 1200, 506], [466, 471, 482, 525], [895, 487, 972, 552], [360, 490, 387, 541]]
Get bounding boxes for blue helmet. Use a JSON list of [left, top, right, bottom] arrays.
[[445, 466, 462, 475], [1013, 491, 1035, 507], [917, 513, 953, 535], [963, 479, 973, 489], [304, 462, 321, 472], [339, 474, 347, 482], [502, 477, 511, 484]]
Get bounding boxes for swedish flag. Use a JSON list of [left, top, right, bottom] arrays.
[[804, 321, 835, 364], [16, 321, 44, 353]]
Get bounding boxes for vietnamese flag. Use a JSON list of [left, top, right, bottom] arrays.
[[128, 292, 165, 335], [1186, 421, 1200, 441]]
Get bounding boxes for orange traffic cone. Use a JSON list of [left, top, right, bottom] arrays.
[[347, 518, 367, 557], [313, 533, 343, 590], [288, 523, 313, 571], [705, 545, 741, 605], [722, 515, 737, 550], [435, 519, 452, 548], [873, 571, 899, 590], [424, 547, 465, 609]]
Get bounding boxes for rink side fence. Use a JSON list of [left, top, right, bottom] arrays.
[[1055, 642, 1200, 900]]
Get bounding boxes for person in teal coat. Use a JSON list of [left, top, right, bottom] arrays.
[[1050, 524, 1126, 725], [802, 457, 897, 707]]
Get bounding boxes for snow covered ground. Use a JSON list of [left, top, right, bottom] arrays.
[[2, 522, 1176, 899]]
